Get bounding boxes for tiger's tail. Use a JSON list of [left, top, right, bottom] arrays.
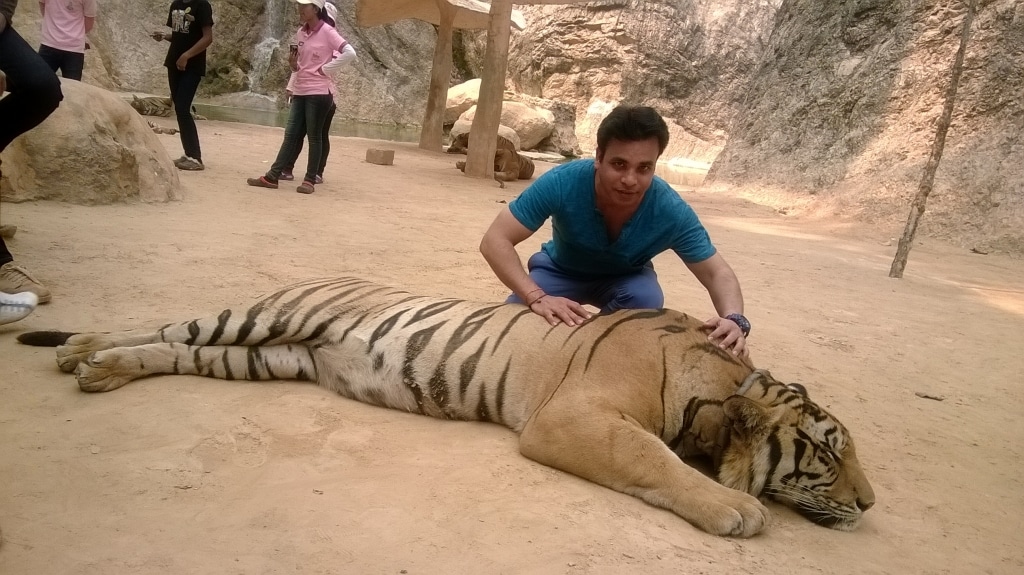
[[17, 331, 78, 347]]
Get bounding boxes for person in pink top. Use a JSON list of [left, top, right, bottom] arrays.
[[280, 0, 354, 184], [247, 0, 351, 195], [37, 0, 96, 81]]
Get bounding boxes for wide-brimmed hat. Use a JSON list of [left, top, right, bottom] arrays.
[[294, 0, 326, 9]]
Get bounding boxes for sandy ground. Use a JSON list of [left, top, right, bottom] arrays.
[[1, 118, 1023, 575]]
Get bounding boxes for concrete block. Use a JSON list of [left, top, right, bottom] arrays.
[[365, 148, 395, 166]]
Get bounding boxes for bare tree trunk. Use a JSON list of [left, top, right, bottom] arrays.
[[418, 0, 456, 152], [889, 0, 978, 278], [465, 0, 513, 179]]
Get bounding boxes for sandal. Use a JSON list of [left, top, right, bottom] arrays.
[[246, 176, 279, 189]]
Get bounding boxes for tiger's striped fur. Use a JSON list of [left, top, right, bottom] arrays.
[[22, 277, 874, 537], [129, 95, 206, 120]]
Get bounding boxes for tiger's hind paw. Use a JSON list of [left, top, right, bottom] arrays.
[[56, 334, 117, 373], [74, 349, 139, 392]]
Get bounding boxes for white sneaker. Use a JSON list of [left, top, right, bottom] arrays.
[[0, 291, 38, 326]]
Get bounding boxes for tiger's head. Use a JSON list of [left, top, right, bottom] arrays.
[[717, 370, 875, 531]]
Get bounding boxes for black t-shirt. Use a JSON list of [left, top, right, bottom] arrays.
[[164, 0, 215, 75]]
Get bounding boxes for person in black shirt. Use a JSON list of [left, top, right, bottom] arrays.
[[151, 0, 213, 171]]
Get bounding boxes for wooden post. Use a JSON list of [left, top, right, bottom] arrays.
[[889, 0, 977, 278], [464, 0, 513, 178], [418, 0, 457, 152]]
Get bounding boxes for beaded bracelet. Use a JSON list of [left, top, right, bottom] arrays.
[[527, 294, 548, 307], [525, 288, 545, 305]]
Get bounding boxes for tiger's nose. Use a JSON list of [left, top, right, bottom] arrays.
[[857, 495, 875, 511]]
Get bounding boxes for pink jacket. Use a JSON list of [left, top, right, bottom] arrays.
[[290, 20, 347, 97]]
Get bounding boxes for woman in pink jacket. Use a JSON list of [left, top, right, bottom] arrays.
[[280, 1, 353, 184], [247, 0, 351, 194]]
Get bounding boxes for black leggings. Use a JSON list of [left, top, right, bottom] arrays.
[[0, 26, 64, 266], [38, 44, 85, 81], [0, 26, 63, 151]]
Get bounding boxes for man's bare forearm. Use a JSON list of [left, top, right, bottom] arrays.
[[480, 237, 539, 301], [706, 272, 744, 318], [686, 252, 744, 317]]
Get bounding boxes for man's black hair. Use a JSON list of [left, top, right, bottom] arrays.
[[596, 105, 670, 156]]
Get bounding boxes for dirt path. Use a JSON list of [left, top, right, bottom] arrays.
[[1, 119, 1022, 574]]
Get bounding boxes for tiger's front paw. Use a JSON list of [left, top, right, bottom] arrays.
[[692, 486, 771, 538], [56, 334, 116, 373], [74, 349, 138, 392]]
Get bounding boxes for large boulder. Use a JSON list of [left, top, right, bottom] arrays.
[[459, 101, 554, 150], [445, 78, 482, 124], [505, 92, 581, 157], [449, 119, 521, 151], [447, 79, 578, 155], [0, 80, 181, 204]]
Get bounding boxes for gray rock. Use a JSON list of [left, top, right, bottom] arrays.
[[1, 80, 181, 205], [459, 102, 553, 151]]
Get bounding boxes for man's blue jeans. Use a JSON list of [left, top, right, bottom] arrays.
[[506, 252, 665, 313]]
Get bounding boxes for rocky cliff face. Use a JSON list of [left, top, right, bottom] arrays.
[[9, 0, 435, 126], [495, 0, 780, 160], [705, 0, 1023, 253], [199, 0, 432, 126]]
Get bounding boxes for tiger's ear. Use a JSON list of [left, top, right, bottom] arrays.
[[723, 396, 774, 434], [787, 382, 808, 396]]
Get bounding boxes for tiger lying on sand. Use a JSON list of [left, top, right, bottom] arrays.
[[18, 277, 874, 537]]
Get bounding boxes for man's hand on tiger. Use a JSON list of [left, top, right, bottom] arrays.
[[530, 295, 591, 327], [702, 316, 748, 357]]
